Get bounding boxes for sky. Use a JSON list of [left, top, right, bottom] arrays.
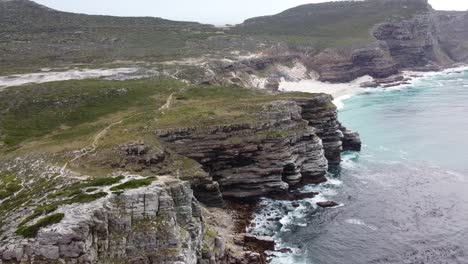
[[33, 0, 468, 25]]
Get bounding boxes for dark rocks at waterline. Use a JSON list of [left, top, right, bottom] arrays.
[[339, 125, 362, 152], [360, 81, 380, 88], [275, 248, 293, 254], [360, 75, 413, 89], [382, 82, 403, 88], [244, 234, 276, 251], [274, 191, 319, 201], [317, 201, 340, 208], [376, 75, 405, 84]]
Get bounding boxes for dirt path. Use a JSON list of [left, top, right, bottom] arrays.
[[60, 92, 177, 175], [159, 92, 175, 111], [60, 119, 125, 174]]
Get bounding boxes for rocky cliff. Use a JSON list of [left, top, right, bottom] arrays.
[[1, 178, 214, 264], [200, 0, 468, 86], [0, 81, 361, 264], [159, 101, 328, 200], [159, 95, 360, 203]]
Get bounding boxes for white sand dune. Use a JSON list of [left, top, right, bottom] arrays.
[[0, 68, 140, 90]]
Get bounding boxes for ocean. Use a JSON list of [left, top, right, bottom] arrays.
[[251, 69, 468, 263]]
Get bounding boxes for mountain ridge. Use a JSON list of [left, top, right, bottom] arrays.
[[3, 0, 466, 84]]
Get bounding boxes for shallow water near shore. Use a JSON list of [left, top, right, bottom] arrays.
[[251, 70, 468, 263]]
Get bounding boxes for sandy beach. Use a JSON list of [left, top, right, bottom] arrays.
[[279, 65, 468, 109]]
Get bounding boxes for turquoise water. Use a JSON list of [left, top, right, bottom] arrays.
[[340, 71, 468, 174], [251, 70, 468, 263]]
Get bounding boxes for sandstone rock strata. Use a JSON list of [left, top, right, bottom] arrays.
[[0, 178, 227, 264], [159, 100, 329, 200]]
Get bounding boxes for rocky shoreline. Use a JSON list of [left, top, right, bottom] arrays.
[[0, 88, 361, 263], [5, 0, 468, 262], [1, 58, 464, 264]]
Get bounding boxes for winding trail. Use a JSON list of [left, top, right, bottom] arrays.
[[60, 91, 177, 175], [159, 93, 175, 111], [60, 119, 124, 174]]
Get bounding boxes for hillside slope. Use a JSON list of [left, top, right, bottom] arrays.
[[0, 0, 247, 73], [235, 0, 431, 49], [3, 0, 468, 84]]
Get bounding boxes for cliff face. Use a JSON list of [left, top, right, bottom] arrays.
[[372, 10, 468, 70], [159, 95, 359, 202], [374, 13, 451, 69], [295, 95, 343, 165], [159, 101, 328, 200], [0, 178, 227, 264], [199, 1, 468, 86], [432, 11, 468, 63], [304, 47, 399, 83], [0, 93, 360, 264]]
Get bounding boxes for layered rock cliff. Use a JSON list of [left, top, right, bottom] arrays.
[[159, 94, 360, 203], [159, 101, 328, 200], [199, 0, 468, 86], [0, 83, 361, 264], [1, 178, 200, 263]]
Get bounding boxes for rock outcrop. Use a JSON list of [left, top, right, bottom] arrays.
[[305, 47, 399, 83], [374, 13, 452, 69], [294, 94, 344, 165], [159, 100, 329, 200], [0, 178, 227, 264], [373, 10, 468, 70], [0, 92, 362, 264], [159, 95, 359, 201], [339, 124, 362, 152]]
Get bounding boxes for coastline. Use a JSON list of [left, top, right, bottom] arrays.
[[280, 64, 468, 110]]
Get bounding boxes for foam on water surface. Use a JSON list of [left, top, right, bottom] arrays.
[[262, 65, 468, 263]]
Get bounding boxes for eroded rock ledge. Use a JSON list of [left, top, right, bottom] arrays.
[[0, 93, 360, 264], [1, 178, 213, 263], [159, 94, 360, 204]]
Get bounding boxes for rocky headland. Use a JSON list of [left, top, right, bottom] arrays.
[[0, 81, 360, 263], [2, 0, 468, 263]]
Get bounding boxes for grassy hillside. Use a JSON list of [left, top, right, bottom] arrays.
[[0, 77, 319, 156], [0, 0, 432, 73], [0, 0, 248, 73], [234, 0, 430, 49]]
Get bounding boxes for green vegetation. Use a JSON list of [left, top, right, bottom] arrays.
[[0, 0, 231, 73], [173, 157, 208, 181], [0, 79, 182, 147], [0, 173, 22, 200], [83, 176, 125, 187], [85, 188, 99, 193], [0, 77, 327, 154], [0, 77, 326, 150], [20, 192, 108, 227], [0, 169, 63, 229], [153, 86, 266, 129], [19, 204, 59, 227], [110, 179, 153, 191], [16, 213, 65, 238], [202, 227, 219, 254], [235, 0, 429, 48], [48, 176, 124, 199], [19, 176, 121, 227], [66, 192, 108, 204]]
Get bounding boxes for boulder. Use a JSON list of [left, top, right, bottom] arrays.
[[317, 201, 339, 208], [244, 234, 275, 251]]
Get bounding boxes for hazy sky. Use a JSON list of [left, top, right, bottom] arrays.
[[33, 0, 468, 25]]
